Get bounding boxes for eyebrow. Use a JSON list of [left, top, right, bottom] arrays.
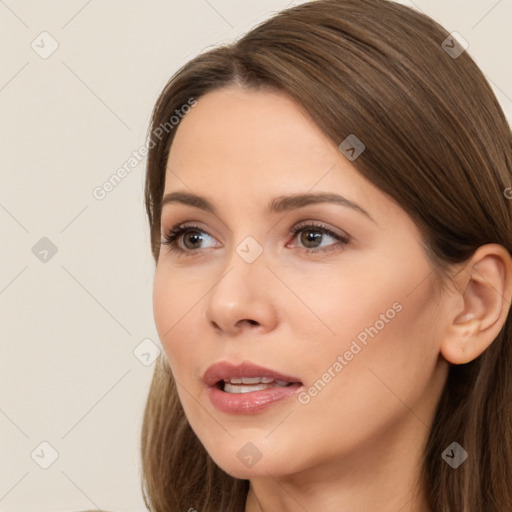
[[161, 191, 374, 222]]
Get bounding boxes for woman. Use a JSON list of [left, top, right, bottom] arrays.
[[141, 0, 512, 510]]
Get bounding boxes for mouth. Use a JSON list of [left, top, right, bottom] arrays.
[[203, 361, 303, 414], [203, 361, 302, 390], [215, 377, 298, 394]]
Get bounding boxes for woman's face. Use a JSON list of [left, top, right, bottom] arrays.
[[153, 85, 450, 480]]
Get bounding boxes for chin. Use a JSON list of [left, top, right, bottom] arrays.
[[201, 435, 302, 480]]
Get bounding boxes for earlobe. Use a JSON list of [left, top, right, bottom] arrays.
[[441, 317, 481, 365], [439, 244, 512, 365]]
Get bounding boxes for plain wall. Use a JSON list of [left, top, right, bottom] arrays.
[[1, 1, 511, 511]]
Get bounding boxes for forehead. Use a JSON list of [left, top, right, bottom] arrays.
[[166, 87, 364, 194], [162, 86, 410, 232], [169, 86, 331, 167]]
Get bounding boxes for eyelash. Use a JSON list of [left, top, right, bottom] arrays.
[[160, 222, 351, 257]]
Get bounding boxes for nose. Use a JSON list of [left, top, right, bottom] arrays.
[[204, 246, 279, 336]]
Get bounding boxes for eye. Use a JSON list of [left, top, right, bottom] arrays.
[[160, 223, 218, 255], [160, 221, 351, 257], [289, 222, 350, 253]]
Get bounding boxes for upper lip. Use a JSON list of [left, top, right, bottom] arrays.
[[203, 361, 302, 387]]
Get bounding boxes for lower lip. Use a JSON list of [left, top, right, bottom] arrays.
[[207, 382, 302, 414]]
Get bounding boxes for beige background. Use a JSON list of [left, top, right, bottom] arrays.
[[1, 1, 511, 511]]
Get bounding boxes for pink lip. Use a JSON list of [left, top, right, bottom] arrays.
[[203, 361, 303, 414]]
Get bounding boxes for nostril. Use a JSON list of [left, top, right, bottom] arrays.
[[239, 319, 259, 327]]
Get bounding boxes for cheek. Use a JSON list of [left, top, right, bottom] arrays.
[[152, 266, 204, 376], [295, 274, 440, 426], [288, 251, 440, 404], [279, 261, 405, 363]]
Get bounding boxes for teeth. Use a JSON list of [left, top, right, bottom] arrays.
[[224, 383, 274, 394], [241, 377, 262, 384], [223, 377, 290, 385], [223, 380, 292, 394]]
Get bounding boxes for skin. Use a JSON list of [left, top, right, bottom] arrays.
[[152, 85, 512, 512]]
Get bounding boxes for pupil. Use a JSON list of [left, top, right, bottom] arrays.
[[301, 230, 321, 248], [184, 231, 202, 249]]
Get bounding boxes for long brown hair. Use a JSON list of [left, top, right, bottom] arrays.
[[141, 0, 512, 510]]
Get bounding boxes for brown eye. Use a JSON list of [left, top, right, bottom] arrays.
[[182, 230, 205, 249], [290, 222, 351, 253], [161, 224, 218, 255], [299, 229, 324, 248]]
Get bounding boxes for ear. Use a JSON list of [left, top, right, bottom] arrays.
[[440, 244, 512, 365]]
